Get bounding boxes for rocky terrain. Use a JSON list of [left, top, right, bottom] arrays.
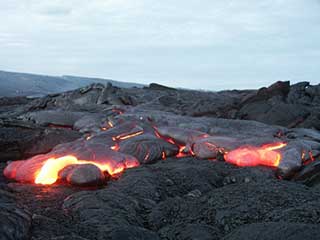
[[1, 80, 320, 240], [0, 70, 144, 97]]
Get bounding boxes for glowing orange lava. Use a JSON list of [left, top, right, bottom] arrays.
[[108, 121, 114, 128], [144, 151, 150, 161], [154, 128, 195, 158], [224, 142, 287, 167], [85, 135, 92, 140], [113, 131, 144, 141], [110, 144, 120, 151], [176, 145, 193, 158], [154, 129, 176, 145], [302, 150, 315, 165], [34, 155, 129, 185]]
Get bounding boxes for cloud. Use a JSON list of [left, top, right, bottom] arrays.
[[0, 0, 319, 90]]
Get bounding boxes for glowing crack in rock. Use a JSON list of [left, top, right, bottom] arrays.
[[154, 130, 194, 158], [112, 130, 144, 141], [224, 142, 287, 167], [110, 144, 120, 151], [176, 146, 190, 158], [162, 151, 166, 160]]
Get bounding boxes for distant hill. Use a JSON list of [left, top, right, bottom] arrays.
[[0, 70, 144, 97]]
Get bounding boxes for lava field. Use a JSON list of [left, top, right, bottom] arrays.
[[1, 81, 320, 240]]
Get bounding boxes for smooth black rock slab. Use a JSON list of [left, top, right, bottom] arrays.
[[73, 113, 108, 133], [156, 126, 209, 145], [192, 136, 242, 159], [20, 110, 86, 127], [66, 164, 106, 187], [119, 134, 179, 164]]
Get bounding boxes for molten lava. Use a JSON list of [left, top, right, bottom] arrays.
[[108, 121, 114, 128], [176, 146, 189, 158], [34, 155, 139, 185], [35, 156, 78, 184], [110, 144, 120, 151], [154, 129, 176, 145], [154, 129, 194, 158], [113, 130, 144, 141], [302, 150, 316, 165], [224, 142, 287, 167]]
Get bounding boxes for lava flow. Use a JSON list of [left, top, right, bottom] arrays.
[[35, 155, 136, 185], [224, 142, 287, 167], [154, 129, 194, 158]]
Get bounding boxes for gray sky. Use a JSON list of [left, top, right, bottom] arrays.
[[0, 0, 319, 90]]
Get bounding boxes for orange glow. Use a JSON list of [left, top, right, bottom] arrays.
[[154, 128, 195, 158], [154, 129, 176, 145], [34, 155, 131, 185], [108, 121, 114, 128], [204, 142, 218, 149], [125, 160, 140, 169], [176, 145, 191, 158], [309, 151, 315, 162], [154, 130, 161, 138], [144, 151, 150, 161], [35, 156, 78, 185], [110, 144, 120, 151], [114, 131, 144, 141], [224, 142, 287, 167], [261, 142, 287, 151], [3, 160, 24, 179], [85, 135, 92, 140], [167, 138, 176, 145], [303, 151, 316, 166]]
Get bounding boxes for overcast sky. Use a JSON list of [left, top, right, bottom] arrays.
[[0, 0, 319, 90]]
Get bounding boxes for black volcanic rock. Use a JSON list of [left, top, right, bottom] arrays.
[[119, 134, 179, 164], [159, 223, 221, 240], [0, 70, 144, 97], [240, 81, 290, 106], [2, 80, 320, 239], [20, 110, 87, 127], [224, 222, 320, 240], [0, 184, 31, 240], [0, 124, 81, 161], [66, 164, 106, 187], [148, 83, 177, 91]]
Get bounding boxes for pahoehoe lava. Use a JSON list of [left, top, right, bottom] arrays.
[[1, 81, 320, 240]]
